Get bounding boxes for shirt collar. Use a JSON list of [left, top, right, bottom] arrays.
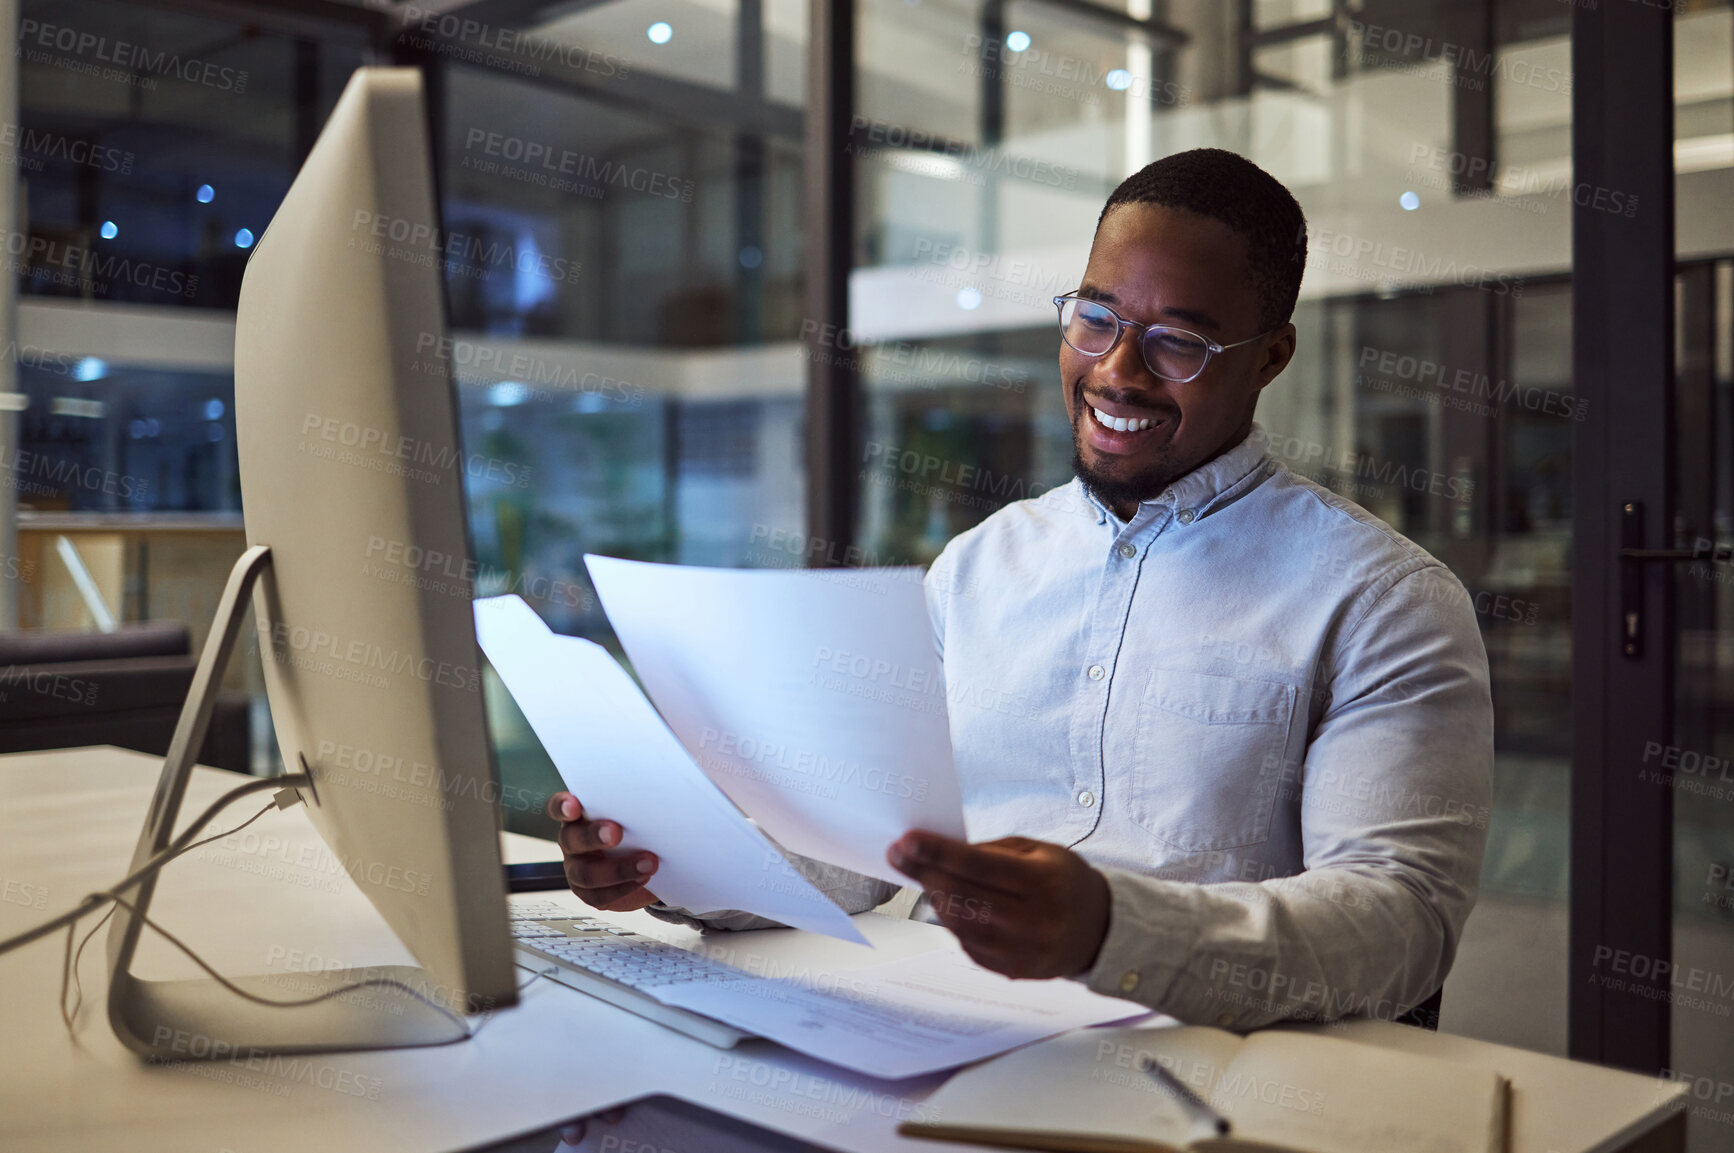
[[1076, 421, 1273, 527]]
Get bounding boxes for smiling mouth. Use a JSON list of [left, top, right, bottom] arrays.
[[1088, 405, 1167, 434], [1074, 377, 1175, 441], [1092, 406, 1155, 433]]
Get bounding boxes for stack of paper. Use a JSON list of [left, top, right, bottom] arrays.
[[584, 555, 969, 886], [475, 564, 1147, 1081], [474, 595, 866, 942]]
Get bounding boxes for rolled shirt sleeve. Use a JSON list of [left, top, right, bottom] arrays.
[[1075, 565, 1494, 1029]]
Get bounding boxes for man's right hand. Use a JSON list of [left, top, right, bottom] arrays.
[[547, 791, 661, 911]]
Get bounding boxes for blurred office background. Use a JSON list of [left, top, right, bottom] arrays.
[[0, 0, 1729, 1141]]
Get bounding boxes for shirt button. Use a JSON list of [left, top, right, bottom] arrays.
[[1120, 970, 1140, 993], [1077, 790, 1096, 807], [1087, 664, 1106, 681], [1117, 543, 1137, 559], [1177, 509, 1196, 524]]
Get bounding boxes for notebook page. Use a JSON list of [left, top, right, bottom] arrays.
[[1217, 1032, 1505, 1153], [903, 1026, 1243, 1149]]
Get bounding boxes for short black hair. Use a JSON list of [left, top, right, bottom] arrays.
[[1096, 148, 1306, 332]]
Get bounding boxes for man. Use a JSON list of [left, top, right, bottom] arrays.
[[547, 148, 1493, 1030]]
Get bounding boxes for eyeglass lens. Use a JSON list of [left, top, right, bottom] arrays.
[[1057, 297, 1212, 382]]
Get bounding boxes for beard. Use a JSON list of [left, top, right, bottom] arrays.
[[1071, 446, 1180, 512]]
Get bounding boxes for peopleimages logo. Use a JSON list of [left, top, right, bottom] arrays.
[[0, 124, 133, 173], [1357, 346, 1588, 421], [0, 341, 76, 377], [0, 444, 148, 500], [350, 211, 582, 286], [847, 117, 1080, 190], [411, 333, 643, 406], [1348, 19, 1572, 94], [1302, 225, 1523, 297], [19, 19, 248, 92], [461, 129, 694, 202], [399, 6, 629, 81], [300, 412, 531, 489], [0, 229, 198, 299], [258, 618, 481, 694]]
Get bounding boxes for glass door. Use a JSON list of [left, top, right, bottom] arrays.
[[1670, 257, 1734, 1152], [849, 0, 1581, 1053]]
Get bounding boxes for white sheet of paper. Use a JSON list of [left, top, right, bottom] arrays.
[[649, 947, 1152, 1080], [584, 556, 968, 887], [473, 595, 867, 944]]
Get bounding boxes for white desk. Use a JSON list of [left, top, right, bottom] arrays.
[[0, 748, 1688, 1153]]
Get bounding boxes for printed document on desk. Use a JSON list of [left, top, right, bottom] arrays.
[[585, 556, 967, 886], [474, 595, 867, 944], [651, 947, 1153, 1080]]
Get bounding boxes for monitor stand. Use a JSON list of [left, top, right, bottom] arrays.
[[105, 545, 471, 1061]]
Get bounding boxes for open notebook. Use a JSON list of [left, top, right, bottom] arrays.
[[900, 1025, 1510, 1153]]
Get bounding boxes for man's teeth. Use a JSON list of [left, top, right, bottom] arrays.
[[1092, 406, 1157, 433]]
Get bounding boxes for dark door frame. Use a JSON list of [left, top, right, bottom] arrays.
[[1569, 0, 1677, 1074]]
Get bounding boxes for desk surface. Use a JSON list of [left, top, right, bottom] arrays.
[[0, 747, 1687, 1153]]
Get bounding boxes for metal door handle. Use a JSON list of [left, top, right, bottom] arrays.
[[1618, 502, 1727, 659]]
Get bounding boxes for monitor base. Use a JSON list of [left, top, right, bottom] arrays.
[[110, 965, 470, 1061], [104, 546, 476, 1061]]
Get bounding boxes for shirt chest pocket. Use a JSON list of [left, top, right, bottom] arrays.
[[1126, 668, 1298, 852]]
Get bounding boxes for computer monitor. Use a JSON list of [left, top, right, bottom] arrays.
[[105, 66, 518, 1060]]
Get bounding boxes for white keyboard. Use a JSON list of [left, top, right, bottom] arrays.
[[508, 900, 754, 1047]]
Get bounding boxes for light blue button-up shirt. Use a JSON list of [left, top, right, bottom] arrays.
[[651, 422, 1492, 1030], [925, 422, 1493, 1027]]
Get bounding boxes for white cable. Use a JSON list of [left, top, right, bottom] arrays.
[[0, 774, 305, 958], [8, 771, 514, 1043]]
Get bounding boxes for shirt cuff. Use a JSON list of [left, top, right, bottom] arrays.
[[1073, 866, 1199, 1013]]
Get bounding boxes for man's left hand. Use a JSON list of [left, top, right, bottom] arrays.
[[887, 831, 1111, 979]]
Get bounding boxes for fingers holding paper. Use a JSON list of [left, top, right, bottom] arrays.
[[888, 831, 1112, 981], [547, 791, 661, 911]]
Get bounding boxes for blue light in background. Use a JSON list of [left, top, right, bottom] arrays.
[[647, 21, 672, 43], [489, 381, 530, 407], [1106, 69, 1133, 91], [235, 228, 255, 248], [75, 357, 108, 382], [99, 221, 118, 239], [1400, 190, 1421, 211], [203, 398, 225, 421], [512, 230, 557, 314], [196, 184, 215, 203], [1005, 30, 1030, 51]]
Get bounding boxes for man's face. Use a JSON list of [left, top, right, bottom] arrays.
[[1062, 203, 1295, 516]]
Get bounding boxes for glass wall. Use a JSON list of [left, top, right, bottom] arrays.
[[6, 0, 815, 821], [3, 0, 1731, 1096], [405, 0, 812, 833], [15, 0, 366, 309], [7, 0, 371, 741], [1671, 3, 1734, 1134], [1673, 255, 1734, 1153], [849, 0, 1581, 1053]]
